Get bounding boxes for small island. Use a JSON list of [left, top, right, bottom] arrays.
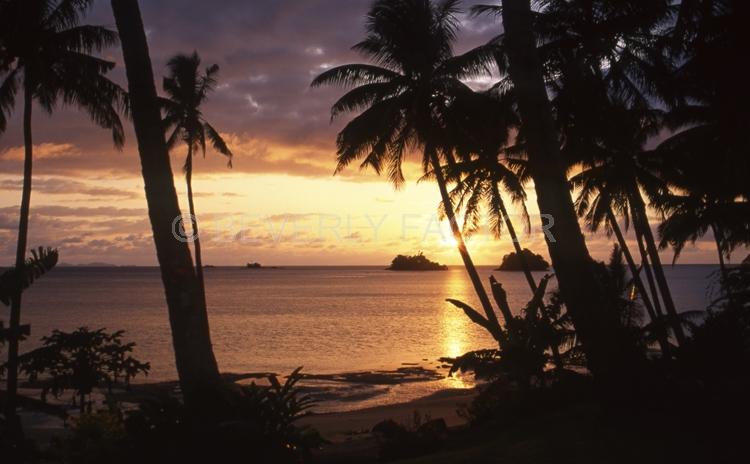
[[496, 249, 550, 271], [387, 252, 447, 271], [246, 262, 262, 269]]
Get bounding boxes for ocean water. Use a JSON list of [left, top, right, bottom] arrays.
[[13, 265, 721, 411]]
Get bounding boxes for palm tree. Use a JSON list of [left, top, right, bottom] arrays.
[[483, 0, 644, 384], [446, 155, 534, 287], [652, 145, 750, 283], [0, 0, 126, 424], [162, 51, 233, 302], [572, 164, 674, 354], [311, 0, 501, 324], [479, 0, 685, 348], [668, 0, 749, 201], [110, 0, 223, 410]]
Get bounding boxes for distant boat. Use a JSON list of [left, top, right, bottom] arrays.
[[387, 252, 447, 271], [496, 249, 550, 271]]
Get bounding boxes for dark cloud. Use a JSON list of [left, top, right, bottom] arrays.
[[0, 0, 502, 178]]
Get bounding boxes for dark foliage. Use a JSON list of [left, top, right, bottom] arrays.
[[17, 328, 150, 412], [52, 368, 323, 464], [0, 247, 58, 306]]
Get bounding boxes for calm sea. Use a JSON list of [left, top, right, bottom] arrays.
[[12, 265, 721, 410]]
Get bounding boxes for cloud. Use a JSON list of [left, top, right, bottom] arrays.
[[0, 177, 138, 198], [1, 143, 80, 161]]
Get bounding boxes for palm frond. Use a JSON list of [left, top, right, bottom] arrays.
[[0, 247, 59, 306]]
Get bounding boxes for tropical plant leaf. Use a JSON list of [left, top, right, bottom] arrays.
[[0, 247, 59, 306]]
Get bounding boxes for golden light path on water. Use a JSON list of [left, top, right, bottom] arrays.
[[438, 269, 477, 390]]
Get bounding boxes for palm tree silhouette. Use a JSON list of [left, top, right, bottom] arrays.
[[474, 0, 647, 384], [0, 0, 126, 424], [653, 147, 750, 284], [110, 0, 223, 410], [492, 0, 685, 347], [162, 51, 233, 301], [311, 0, 501, 322], [425, 89, 538, 294], [571, 155, 676, 354]]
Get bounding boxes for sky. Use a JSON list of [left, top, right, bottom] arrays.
[[0, 0, 734, 266]]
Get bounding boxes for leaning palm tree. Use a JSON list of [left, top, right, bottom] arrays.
[[0, 0, 126, 424], [311, 0, 501, 323], [110, 0, 223, 411], [162, 51, 233, 300]]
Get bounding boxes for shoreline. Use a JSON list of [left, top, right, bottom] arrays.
[[299, 387, 477, 443]]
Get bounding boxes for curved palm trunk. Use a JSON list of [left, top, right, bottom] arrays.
[[428, 148, 499, 325], [3, 84, 34, 431], [606, 209, 671, 355], [634, 225, 665, 318], [185, 149, 207, 306], [111, 0, 222, 409], [501, 0, 642, 387], [606, 209, 656, 318], [629, 185, 685, 345]]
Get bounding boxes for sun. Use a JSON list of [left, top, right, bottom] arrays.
[[441, 236, 458, 248]]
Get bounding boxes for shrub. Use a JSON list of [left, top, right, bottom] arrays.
[[19, 328, 149, 412]]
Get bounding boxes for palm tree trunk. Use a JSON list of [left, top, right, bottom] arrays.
[[111, 0, 222, 409], [185, 149, 207, 306], [711, 223, 728, 281], [629, 185, 685, 345], [635, 224, 665, 318], [428, 148, 499, 326], [501, 0, 642, 386], [3, 83, 34, 432], [607, 209, 671, 355], [606, 209, 656, 319]]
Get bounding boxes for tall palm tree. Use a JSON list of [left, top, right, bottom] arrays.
[[478, 0, 685, 347], [529, 0, 685, 346], [311, 0, 501, 324], [484, 0, 644, 384], [0, 0, 125, 424], [162, 52, 233, 302], [110, 0, 223, 410]]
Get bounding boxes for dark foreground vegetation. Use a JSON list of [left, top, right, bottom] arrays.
[[1, 0, 749, 463]]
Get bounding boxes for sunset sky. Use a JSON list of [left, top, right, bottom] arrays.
[[0, 0, 731, 266]]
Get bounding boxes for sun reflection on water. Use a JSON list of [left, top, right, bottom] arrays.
[[438, 269, 478, 390]]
